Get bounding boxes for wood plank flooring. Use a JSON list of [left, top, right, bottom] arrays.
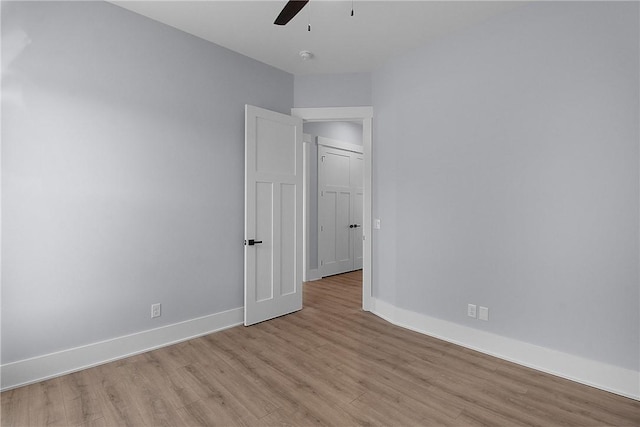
[[2, 270, 639, 426]]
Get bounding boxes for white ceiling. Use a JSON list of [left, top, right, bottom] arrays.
[[110, 1, 522, 75]]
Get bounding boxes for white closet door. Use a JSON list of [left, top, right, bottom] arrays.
[[318, 143, 363, 277], [318, 146, 353, 276], [351, 153, 364, 270]]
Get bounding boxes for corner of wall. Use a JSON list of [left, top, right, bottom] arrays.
[[371, 298, 640, 401]]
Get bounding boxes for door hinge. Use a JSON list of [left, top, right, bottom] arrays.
[[320, 260, 324, 266], [320, 225, 323, 232]]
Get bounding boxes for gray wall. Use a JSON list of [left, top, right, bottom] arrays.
[[303, 122, 364, 271], [372, 1, 639, 370], [303, 122, 363, 146], [1, 1, 292, 363], [294, 72, 371, 108], [3, 0, 638, 378]]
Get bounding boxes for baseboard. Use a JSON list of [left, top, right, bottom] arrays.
[[371, 298, 640, 401], [306, 268, 322, 281], [5, 301, 637, 400], [0, 307, 243, 391]]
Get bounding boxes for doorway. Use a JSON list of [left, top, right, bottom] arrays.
[[292, 107, 373, 312]]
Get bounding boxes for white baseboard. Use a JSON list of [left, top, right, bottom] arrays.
[[5, 300, 638, 401], [371, 298, 640, 401], [306, 268, 322, 281], [0, 307, 243, 391]]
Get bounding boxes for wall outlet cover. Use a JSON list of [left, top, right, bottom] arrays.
[[479, 306, 489, 321], [467, 304, 477, 318], [151, 303, 162, 318]]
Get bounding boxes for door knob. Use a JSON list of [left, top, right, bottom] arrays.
[[245, 239, 263, 246], [349, 224, 354, 228]]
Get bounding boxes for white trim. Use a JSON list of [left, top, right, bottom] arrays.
[[361, 114, 373, 311], [317, 136, 363, 154], [291, 106, 373, 311], [371, 298, 640, 401], [306, 268, 322, 282], [0, 307, 243, 391], [303, 134, 311, 282], [292, 106, 372, 122]]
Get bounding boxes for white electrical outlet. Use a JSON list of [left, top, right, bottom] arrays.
[[467, 304, 477, 318], [479, 306, 489, 321], [374, 219, 381, 229], [151, 303, 161, 318]]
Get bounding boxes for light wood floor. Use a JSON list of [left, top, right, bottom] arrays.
[[2, 270, 639, 426]]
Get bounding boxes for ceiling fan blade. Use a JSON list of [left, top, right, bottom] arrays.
[[274, 0, 309, 26]]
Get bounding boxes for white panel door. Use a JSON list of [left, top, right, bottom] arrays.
[[245, 105, 303, 326], [318, 145, 363, 277], [351, 153, 364, 270], [319, 147, 352, 276]]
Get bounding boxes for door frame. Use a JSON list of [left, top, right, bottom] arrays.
[[291, 106, 373, 312]]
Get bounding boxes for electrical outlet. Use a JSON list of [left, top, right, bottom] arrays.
[[151, 303, 161, 318], [467, 304, 477, 318], [479, 306, 489, 321], [374, 219, 381, 229]]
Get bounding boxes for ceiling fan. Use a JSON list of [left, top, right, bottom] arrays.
[[274, 0, 309, 26]]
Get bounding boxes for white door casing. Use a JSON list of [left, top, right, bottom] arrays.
[[244, 105, 303, 326], [291, 107, 373, 311]]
